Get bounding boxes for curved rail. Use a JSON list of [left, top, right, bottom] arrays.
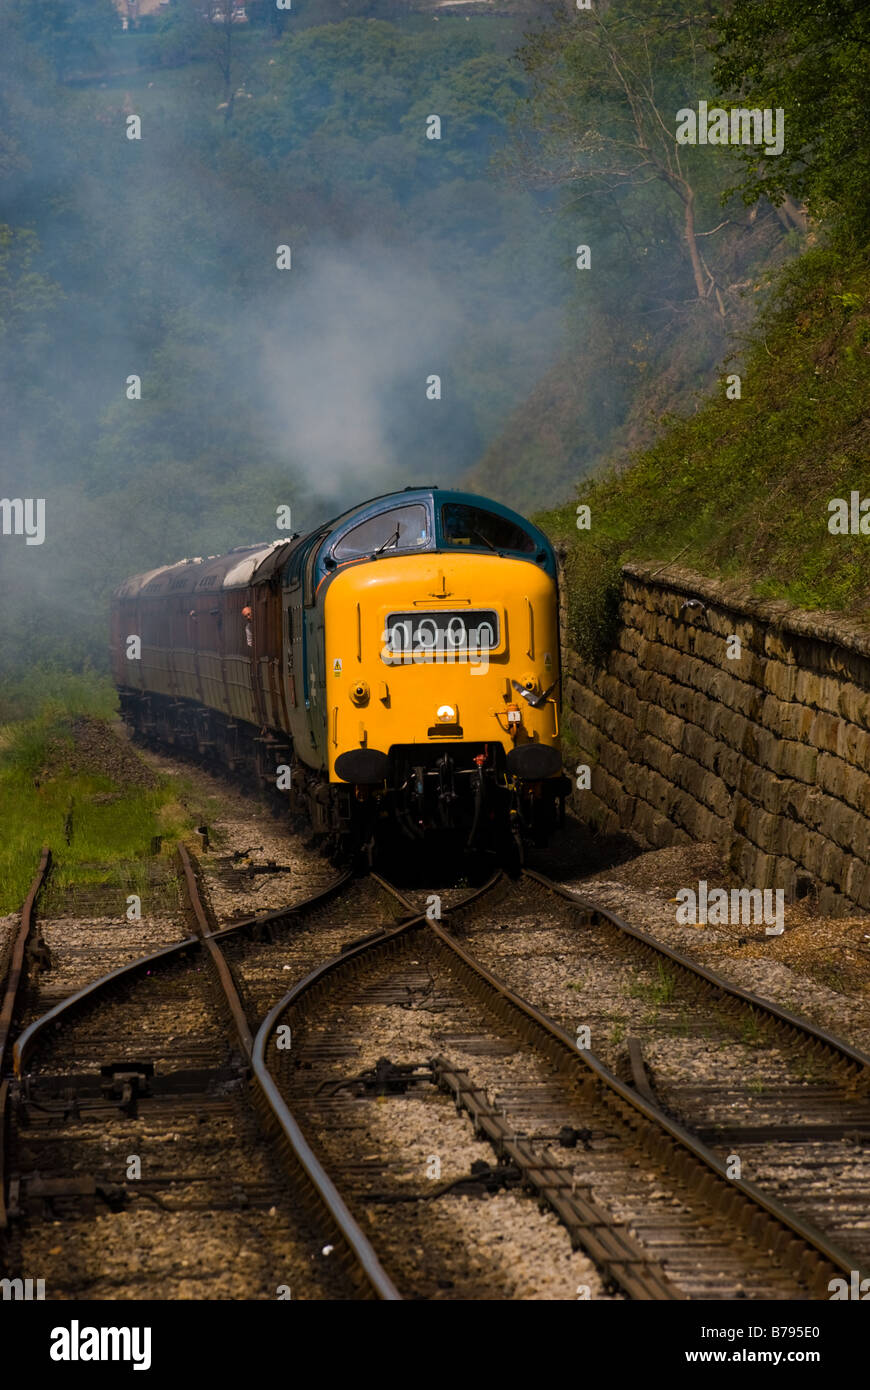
[[259, 870, 864, 1297], [252, 995, 401, 1300], [12, 858, 350, 1076], [524, 868, 870, 1082], [427, 888, 866, 1288], [251, 872, 499, 1299], [0, 847, 52, 1230], [7, 848, 398, 1299], [177, 844, 254, 1059], [0, 846, 51, 1077], [12, 933, 200, 1078]]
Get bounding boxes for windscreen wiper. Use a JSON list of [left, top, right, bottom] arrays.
[[373, 528, 400, 556], [470, 528, 497, 551]]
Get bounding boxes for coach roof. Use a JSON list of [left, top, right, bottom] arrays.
[[113, 539, 298, 600]]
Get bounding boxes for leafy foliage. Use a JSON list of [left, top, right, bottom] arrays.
[[542, 246, 870, 614], [713, 0, 870, 241], [469, 0, 801, 509], [564, 534, 623, 665], [9, 0, 118, 78]]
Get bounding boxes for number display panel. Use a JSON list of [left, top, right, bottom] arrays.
[[383, 608, 500, 660]]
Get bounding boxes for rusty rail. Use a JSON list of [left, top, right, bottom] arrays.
[[524, 868, 870, 1085], [291, 871, 862, 1297], [0, 847, 51, 1078], [0, 847, 51, 1230], [6, 845, 398, 1299]]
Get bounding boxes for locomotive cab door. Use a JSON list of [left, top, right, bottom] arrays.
[[282, 581, 315, 766]]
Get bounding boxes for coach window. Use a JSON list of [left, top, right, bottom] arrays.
[[441, 503, 536, 554], [332, 505, 429, 561]]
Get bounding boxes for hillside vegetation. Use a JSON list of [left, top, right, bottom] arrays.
[[464, 0, 808, 512], [543, 246, 870, 627], [0, 690, 191, 913], [513, 0, 870, 623]]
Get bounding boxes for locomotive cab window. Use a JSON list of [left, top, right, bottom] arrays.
[[332, 504, 429, 561], [440, 503, 536, 555], [303, 530, 329, 606]]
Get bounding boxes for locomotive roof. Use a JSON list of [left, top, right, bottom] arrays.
[[307, 487, 556, 580], [318, 487, 542, 538], [113, 489, 555, 600]]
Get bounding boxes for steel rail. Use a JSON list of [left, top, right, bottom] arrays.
[[206, 868, 353, 943], [251, 996, 401, 1301], [7, 847, 397, 1300], [11, 862, 350, 1077], [0, 847, 51, 1078], [250, 872, 499, 1300], [369, 873, 867, 1296], [177, 844, 254, 1060], [523, 868, 870, 1082], [430, 1057, 683, 1300], [180, 846, 401, 1298], [257, 886, 691, 1298], [0, 847, 52, 1230]]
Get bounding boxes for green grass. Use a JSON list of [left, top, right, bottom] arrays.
[[0, 692, 194, 913], [0, 667, 118, 724], [673, 1008, 690, 1039], [540, 246, 870, 620], [627, 962, 677, 1008], [608, 1016, 627, 1046]]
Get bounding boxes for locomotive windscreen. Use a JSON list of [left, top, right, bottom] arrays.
[[440, 503, 536, 554], [333, 504, 429, 559]]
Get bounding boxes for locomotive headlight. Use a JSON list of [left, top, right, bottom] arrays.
[[519, 672, 538, 693], [436, 704, 458, 724], [350, 681, 370, 706]]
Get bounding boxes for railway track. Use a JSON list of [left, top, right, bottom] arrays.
[[0, 846, 397, 1300], [258, 870, 867, 1300], [410, 869, 870, 1269], [4, 839, 868, 1301]]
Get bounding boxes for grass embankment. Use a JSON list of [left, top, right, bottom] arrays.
[[0, 674, 194, 913], [540, 247, 870, 657]]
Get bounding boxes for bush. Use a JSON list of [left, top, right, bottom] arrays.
[[563, 534, 623, 666]]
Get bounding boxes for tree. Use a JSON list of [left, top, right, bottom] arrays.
[[179, 0, 238, 121], [513, 0, 747, 315], [10, 0, 118, 80], [713, 0, 870, 241]]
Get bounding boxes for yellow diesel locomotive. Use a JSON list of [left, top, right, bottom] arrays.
[[112, 488, 568, 862]]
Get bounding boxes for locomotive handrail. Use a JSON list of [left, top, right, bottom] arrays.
[[549, 698, 559, 736]]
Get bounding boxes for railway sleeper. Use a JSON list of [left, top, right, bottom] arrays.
[[7, 1174, 126, 1223], [430, 1056, 683, 1300]]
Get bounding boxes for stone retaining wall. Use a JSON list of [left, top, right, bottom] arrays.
[[561, 562, 870, 915]]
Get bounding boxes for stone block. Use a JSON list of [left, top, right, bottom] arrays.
[[779, 741, 819, 784]]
